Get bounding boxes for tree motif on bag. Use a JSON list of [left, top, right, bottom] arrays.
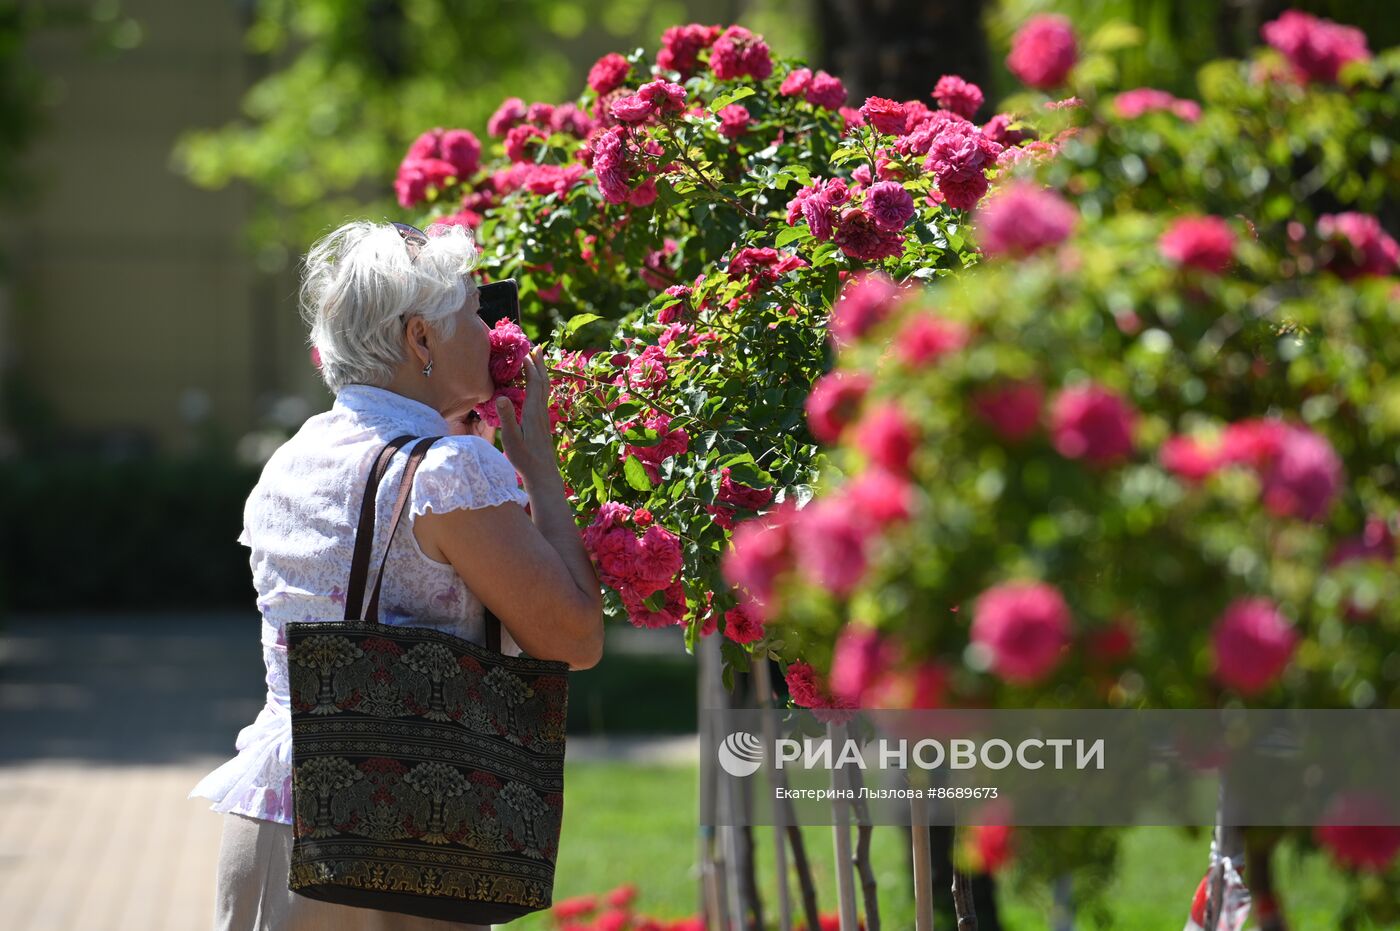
[[295, 756, 364, 838], [404, 761, 471, 844], [289, 635, 365, 715], [400, 642, 463, 722]]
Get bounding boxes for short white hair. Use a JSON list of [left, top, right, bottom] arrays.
[[299, 220, 480, 392]]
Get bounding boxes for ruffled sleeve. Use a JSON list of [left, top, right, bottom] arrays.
[[410, 435, 529, 518]]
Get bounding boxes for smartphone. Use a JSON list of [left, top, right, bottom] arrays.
[[477, 279, 520, 327]]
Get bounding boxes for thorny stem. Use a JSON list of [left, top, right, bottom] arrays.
[[546, 364, 686, 422]]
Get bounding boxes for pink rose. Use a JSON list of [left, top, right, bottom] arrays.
[[718, 104, 751, 140], [843, 468, 914, 527], [504, 124, 548, 163], [923, 120, 1003, 211], [1159, 216, 1236, 274], [779, 68, 812, 96], [932, 74, 984, 120], [1049, 383, 1137, 466], [1211, 597, 1297, 695], [1159, 434, 1221, 483], [806, 371, 872, 444], [1006, 14, 1078, 89], [476, 385, 525, 427], [1113, 88, 1201, 122], [793, 498, 870, 597], [709, 26, 772, 81], [863, 181, 916, 231], [830, 623, 899, 706], [859, 96, 907, 135], [974, 183, 1077, 258], [894, 312, 968, 366], [805, 71, 847, 110], [722, 603, 765, 645], [981, 113, 1033, 147], [833, 208, 906, 261], [973, 381, 1043, 442], [486, 97, 527, 137], [657, 24, 721, 78], [852, 402, 918, 475], [621, 578, 687, 629], [705, 466, 775, 529], [609, 94, 655, 124], [588, 53, 631, 95], [632, 523, 684, 593], [1260, 425, 1342, 522], [485, 318, 531, 384], [722, 503, 800, 616], [1262, 10, 1370, 84], [828, 271, 902, 346], [972, 582, 1072, 684], [590, 126, 632, 204], [1317, 213, 1399, 279], [1314, 793, 1400, 872]]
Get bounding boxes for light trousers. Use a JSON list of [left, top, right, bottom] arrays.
[[213, 812, 493, 931]]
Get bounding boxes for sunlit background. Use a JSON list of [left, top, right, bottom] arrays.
[[0, 2, 1395, 928]]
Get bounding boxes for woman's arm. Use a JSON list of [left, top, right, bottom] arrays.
[[418, 347, 604, 669]]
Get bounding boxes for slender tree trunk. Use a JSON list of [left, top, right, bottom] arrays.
[[787, 821, 823, 931], [754, 653, 794, 931], [812, 0, 991, 108], [1246, 835, 1286, 931], [952, 868, 978, 930]]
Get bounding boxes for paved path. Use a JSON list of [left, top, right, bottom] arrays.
[[0, 612, 697, 931]]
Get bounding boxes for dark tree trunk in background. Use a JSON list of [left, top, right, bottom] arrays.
[[813, 0, 990, 110]]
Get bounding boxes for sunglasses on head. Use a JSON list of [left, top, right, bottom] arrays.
[[391, 221, 520, 328]]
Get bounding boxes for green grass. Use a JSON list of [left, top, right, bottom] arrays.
[[513, 760, 1397, 930]]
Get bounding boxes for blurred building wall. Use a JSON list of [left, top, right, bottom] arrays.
[[11, 0, 283, 457]]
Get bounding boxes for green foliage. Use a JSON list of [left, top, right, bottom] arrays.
[[174, 0, 579, 261]]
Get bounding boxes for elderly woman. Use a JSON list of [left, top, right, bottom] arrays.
[[189, 220, 604, 930]]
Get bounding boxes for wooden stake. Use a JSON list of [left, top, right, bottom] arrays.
[[910, 791, 935, 930], [828, 719, 859, 931], [753, 652, 794, 931]]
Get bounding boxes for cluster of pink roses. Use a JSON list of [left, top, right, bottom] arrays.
[[1261, 9, 1371, 84], [474, 317, 532, 427], [778, 67, 848, 111], [1006, 14, 1078, 89], [1112, 88, 1202, 122], [1158, 215, 1237, 274], [394, 127, 482, 210], [581, 502, 685, 629], [785, 172, 916, 261], [1161, 418, 1343, 522]]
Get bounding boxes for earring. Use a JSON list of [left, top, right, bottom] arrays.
[[422, 358, 433, 377]]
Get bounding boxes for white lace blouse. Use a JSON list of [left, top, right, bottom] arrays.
[[188, 383, 531, 825]]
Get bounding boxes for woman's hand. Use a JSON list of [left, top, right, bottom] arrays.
[[495, 345, 559, 490]]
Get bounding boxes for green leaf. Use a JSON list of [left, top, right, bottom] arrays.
[[775, 225, 807, 248], [624, 455, 652, 491], [564, 312, 603, 335], [710, 86, 757, 113]]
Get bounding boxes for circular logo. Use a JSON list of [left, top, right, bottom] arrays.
[[717, 731, 764, 777]]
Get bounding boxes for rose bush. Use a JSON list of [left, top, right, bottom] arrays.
[[390, 7, 1400, 919]]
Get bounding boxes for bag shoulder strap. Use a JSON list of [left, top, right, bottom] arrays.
[[345, 434, 416, 621], [364, 435, 442, 624], [355, 433, 508, 655]]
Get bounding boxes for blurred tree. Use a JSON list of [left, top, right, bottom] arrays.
[[174, 0, 582, 270], [987, 0, 1400, 99]]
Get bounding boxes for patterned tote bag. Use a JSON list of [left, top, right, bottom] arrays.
[[286, 434, 571, 923]]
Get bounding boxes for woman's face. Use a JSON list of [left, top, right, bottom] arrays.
[[416, 288, 495, 423]]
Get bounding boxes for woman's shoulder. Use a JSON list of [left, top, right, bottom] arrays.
[[408, 435, 528, 517]]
